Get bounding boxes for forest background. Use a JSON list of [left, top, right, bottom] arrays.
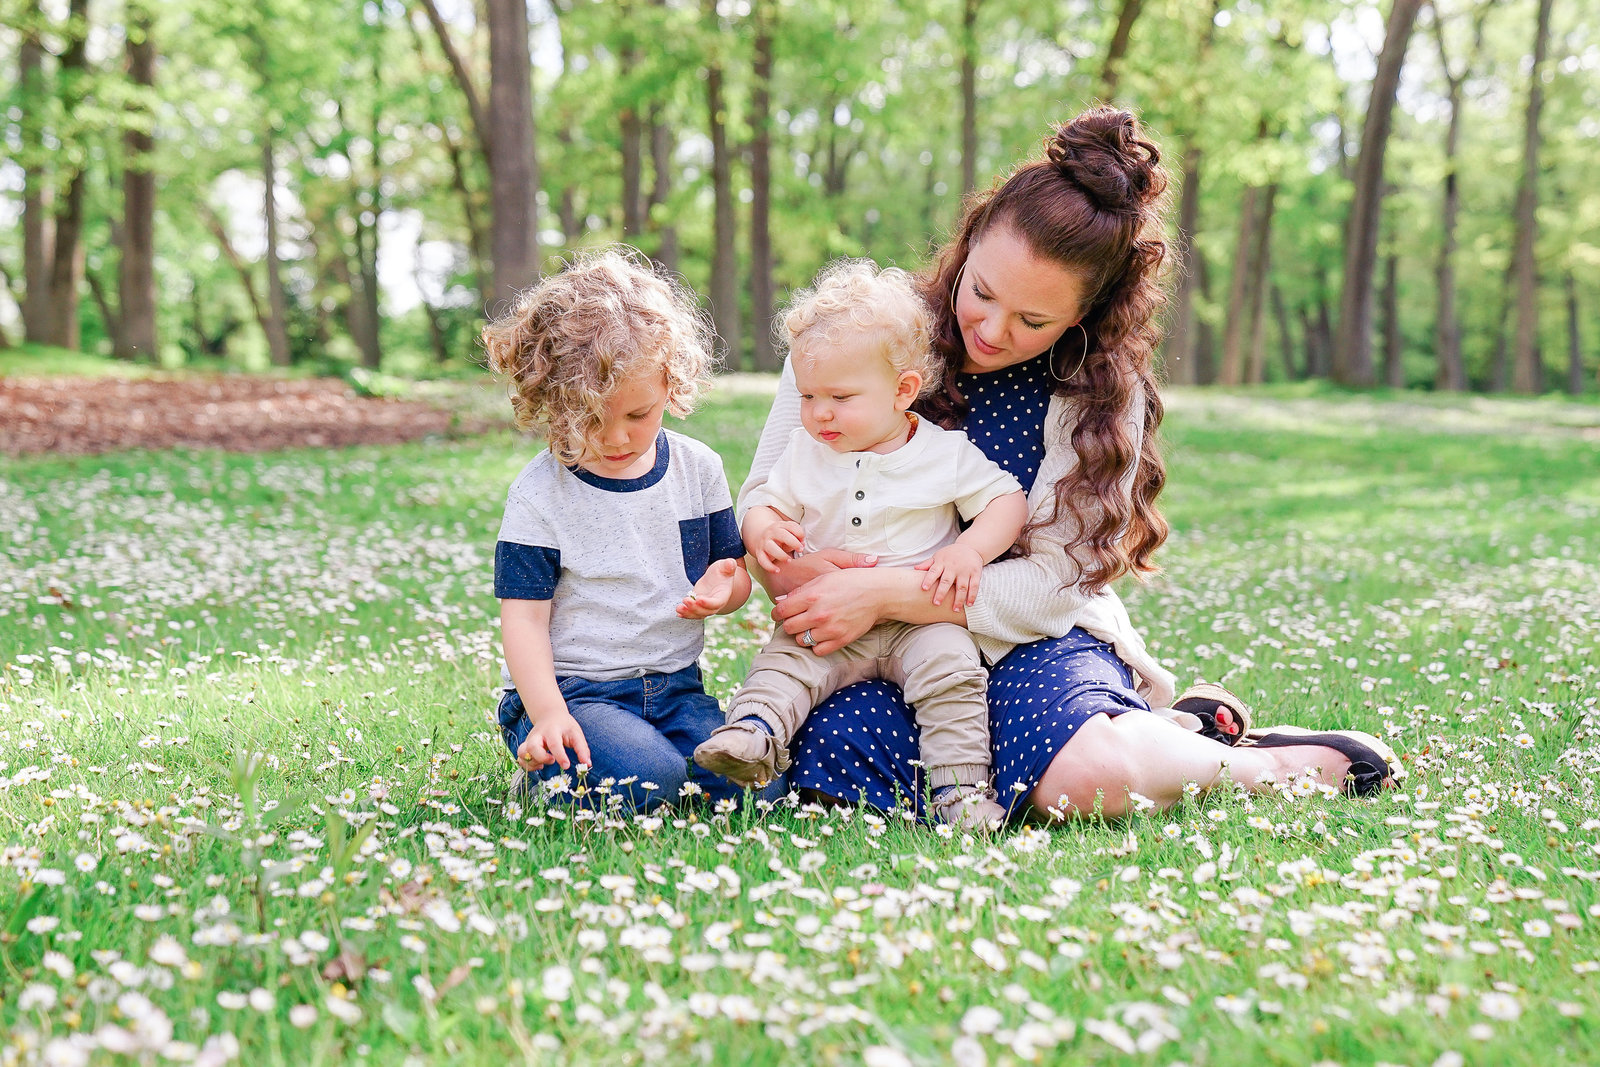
[[1, 0, 1598, 396]]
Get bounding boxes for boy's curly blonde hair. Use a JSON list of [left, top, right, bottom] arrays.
[[482, 248, 715, 464], [782, 259, 937, 393]]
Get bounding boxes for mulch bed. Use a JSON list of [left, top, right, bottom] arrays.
[[1, 376, 496, 456]]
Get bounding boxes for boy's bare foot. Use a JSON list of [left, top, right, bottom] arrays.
[[693, 721, 789, 787]]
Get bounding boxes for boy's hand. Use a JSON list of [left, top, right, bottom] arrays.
[[915, 543, 985, 608], [753, 520, 806, 572], [516, 710, 591, 772], [677, 558, 740, 619]]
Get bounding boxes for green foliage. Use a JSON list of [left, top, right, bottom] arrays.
[[0, 1, 1596, 389]]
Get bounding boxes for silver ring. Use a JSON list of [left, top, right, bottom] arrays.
[[800, 629, 815, 648]]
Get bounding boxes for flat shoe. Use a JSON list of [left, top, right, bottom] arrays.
[[1240, 725, 1406, 797], [1173, 681, 1253, 746]]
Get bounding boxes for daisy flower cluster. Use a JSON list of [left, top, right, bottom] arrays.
[[2, 391, 1597, 1065]]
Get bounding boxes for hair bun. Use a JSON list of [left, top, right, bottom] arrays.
[[1046, 107, 1164, 213]]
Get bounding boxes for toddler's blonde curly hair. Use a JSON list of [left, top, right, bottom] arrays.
[[483, 248, 715, 464], [782, 259, 937, 392]]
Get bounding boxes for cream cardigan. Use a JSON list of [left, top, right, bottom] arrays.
[[738, 361, 1178, 708]]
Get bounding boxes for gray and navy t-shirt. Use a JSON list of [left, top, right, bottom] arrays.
[[494, 429, 744, 681]]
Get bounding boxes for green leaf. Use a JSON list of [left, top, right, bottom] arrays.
[[5, 886, 46, 937], [382, 1001, 422, 1043]]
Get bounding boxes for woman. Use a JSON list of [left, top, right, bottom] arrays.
[[739, 107, 1402, 820]]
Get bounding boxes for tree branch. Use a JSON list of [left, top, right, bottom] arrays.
[[414, 0, 492, 164]]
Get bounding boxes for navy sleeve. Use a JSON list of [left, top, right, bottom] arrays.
[[494, 542, 560, 599], [708, 507, 743, 562]]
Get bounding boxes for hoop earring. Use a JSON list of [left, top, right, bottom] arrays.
[[949, 261, 967, 317], [1050, 323, 1089, 383]]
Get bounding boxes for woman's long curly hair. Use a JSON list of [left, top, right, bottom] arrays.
[[916, 107, 1172, 595], [482, 248, 714, 465]]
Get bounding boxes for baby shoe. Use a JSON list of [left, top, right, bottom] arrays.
[[932, 783, 1008, 832], [693, 721, 790, 787]]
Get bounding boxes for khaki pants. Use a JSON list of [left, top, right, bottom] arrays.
[[728, 621, 990, 790]]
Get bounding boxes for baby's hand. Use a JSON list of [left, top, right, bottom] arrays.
[[516, 710, 591, 772], [915, 543, 985, 608], [678, 558, 740, 620], [754, 520, 806, 572]]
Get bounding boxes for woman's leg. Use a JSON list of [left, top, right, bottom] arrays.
[[1031, 708, 1357, 818], [789, 681, 924, 812]]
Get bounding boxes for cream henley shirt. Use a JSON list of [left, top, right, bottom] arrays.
[[739, 360, 1178, 707]]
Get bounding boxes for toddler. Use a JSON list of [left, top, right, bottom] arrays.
[[483, 249, 761, 811], [692, 260, 1029, 829]]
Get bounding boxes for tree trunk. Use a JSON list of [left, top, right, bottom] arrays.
[[1244, 183, 1277, 384], [86, 269, 122, 356], [648, 113, 679, 272], [1193, 248, 1217, 384], [748, 4, 777, 371], [1272, 284, 1298, 380], [1158, 4, 1220, 386], [44, 0, 92, 350], [260, 132, 295, 367], [1430, 7, 1481, 393], [1218, 184, 1258, 386], [117, 3, 159, 362], [1489, 321, 1509, 392], [1433, 110, 1466, 391], [1332, 0, 1422, 387], [326, 236, 365, 360], [423, 297, 450, 365], [45, 178, 88, 351], [358, 78, 385, 370], [1565, 273, 1583, 396], [960, 0, 980, 198], [1309, 289, 1334, 379], [355, 207, 383, 369], [1381, 249, 1403, 388], [552, 33, 580, 250], [1164, 148, 1203, 385], [1098, 0, 1145, 98], [705, 21, 741, 366], [620, 105, 646, 239], [820, 108, 860, 199], [1298, 306, 1320, 380], [486, 0, 542, 309], [1510, 0, 1554, 394], [20, 7, 51, 343]]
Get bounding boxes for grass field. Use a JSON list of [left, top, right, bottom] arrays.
[[2, 382, 1598, 1066]]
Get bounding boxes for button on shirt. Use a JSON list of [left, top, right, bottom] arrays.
[[742, 422, 1022, 568]]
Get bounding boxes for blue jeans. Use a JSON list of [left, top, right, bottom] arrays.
[[498, 664, 778, 811]]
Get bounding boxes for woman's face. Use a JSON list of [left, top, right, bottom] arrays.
[[954, 225, 1087, 374]]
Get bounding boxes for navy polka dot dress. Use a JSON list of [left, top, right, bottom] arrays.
[[788, 353, 1152, 816]]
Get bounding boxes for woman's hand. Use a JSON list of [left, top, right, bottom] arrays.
[[771, 567, 891, 654]]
